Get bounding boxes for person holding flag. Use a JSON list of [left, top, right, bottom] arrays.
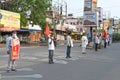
[[44, 23, 55, 64], [102, 30, 107, 48], [48, 33, 55, 64]]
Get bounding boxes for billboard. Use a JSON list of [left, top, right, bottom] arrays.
[[92, 0, 97, 11], [97, 7, 103, 22], [0, 10, 20, 31], [83, 0, 98, 27], [83, 11, 98, 27], [84, 0, 92, 11]]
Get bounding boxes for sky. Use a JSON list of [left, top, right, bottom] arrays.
[[53, 0, 120, 18]]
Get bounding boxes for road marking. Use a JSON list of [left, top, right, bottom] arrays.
[[0, 68, 33, 73], [54, 59, 68, 64], [68, 57, 79, 61], [17, 68, 33, 71], [40, 59, 68, 64], [54, 56, 65, 60], [0, 55, 8, 58], [0, 65, 7, 69], [21, 56, 38, 60], [0, 74, 43, 79]]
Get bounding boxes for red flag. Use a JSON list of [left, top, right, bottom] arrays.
[[44, 23, 50, 36], [102, 30, 107, 38]]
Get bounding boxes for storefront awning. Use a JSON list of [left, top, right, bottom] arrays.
[[18, 30, 30, 32], [29, 24, 42, 31]]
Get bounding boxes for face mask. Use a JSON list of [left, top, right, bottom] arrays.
[[12, 34, 17, 38]]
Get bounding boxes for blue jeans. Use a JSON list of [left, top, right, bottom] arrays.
[[66, 46, 71, 58]]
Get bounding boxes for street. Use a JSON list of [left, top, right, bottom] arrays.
[[0, 42, 120, 80]]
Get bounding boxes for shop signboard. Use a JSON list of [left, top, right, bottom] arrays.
[[0, 10, 20, 31]]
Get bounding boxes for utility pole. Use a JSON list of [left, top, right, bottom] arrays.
[[51, 0, 67, 40]]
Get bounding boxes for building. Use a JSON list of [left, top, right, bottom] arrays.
[[65, 16, 83, 40]]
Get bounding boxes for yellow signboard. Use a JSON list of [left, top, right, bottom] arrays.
[[92, 0, 97, 11], [0, 10, 20, 31]]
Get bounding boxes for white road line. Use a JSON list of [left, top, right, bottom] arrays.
[[0, 68, 33, 73], [0, 74, 43, 79], [0, 65, 7, 69]]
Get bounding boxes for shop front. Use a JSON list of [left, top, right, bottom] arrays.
[[29, 24, 42, 43]]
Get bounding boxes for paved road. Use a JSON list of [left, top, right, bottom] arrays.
[[0, 43, 120, 80]]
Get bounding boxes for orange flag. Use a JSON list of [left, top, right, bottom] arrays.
[[102, 30, 107, 38], [44, 23, 50, 36]]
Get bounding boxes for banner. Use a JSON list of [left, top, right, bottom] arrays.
[[84, 0, 92, 11], [0, 10, 20, 31], [12, 39, 20, 60], [97, 7, 103, 22], [83, 0, 98, 27], [92, 0, 97, 11], [83, 11, 98, 26]]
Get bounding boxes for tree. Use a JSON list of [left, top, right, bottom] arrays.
[[2, 0, 52, 29]]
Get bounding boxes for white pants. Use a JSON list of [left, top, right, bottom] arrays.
[[7, 47, 16, 70], [82, 47, 86, 53]]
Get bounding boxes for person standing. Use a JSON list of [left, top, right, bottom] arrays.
[[6, 31, 20, 72], [48, 33, 55, 64], [81, 33, 88, 54], [98, 33, 102, 49], [103, 37, 107, 48], [102, 30, 107, 48], [107, 33, 110, 46], [66, 32, 73, 58], [95, 34, 99, 51]]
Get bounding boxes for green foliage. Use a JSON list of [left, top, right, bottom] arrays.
[[97, 29, 103, 33], [112, 33, 120, 42], [4, 0, 52, 29]]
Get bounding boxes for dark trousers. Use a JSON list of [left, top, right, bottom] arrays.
[[95, 43, 98, 51], [104, 42, 107, 48], [54, 41, 57, 47], [66, 46, 71, 58], [49, 50, 54, 63], [108, 41, 110, 46]]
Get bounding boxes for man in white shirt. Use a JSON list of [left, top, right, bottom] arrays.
[[48, 33, 55, 64], [66, 32, 73, 58], [81, 33, 88, 54], [95, 34, 99, 51]]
